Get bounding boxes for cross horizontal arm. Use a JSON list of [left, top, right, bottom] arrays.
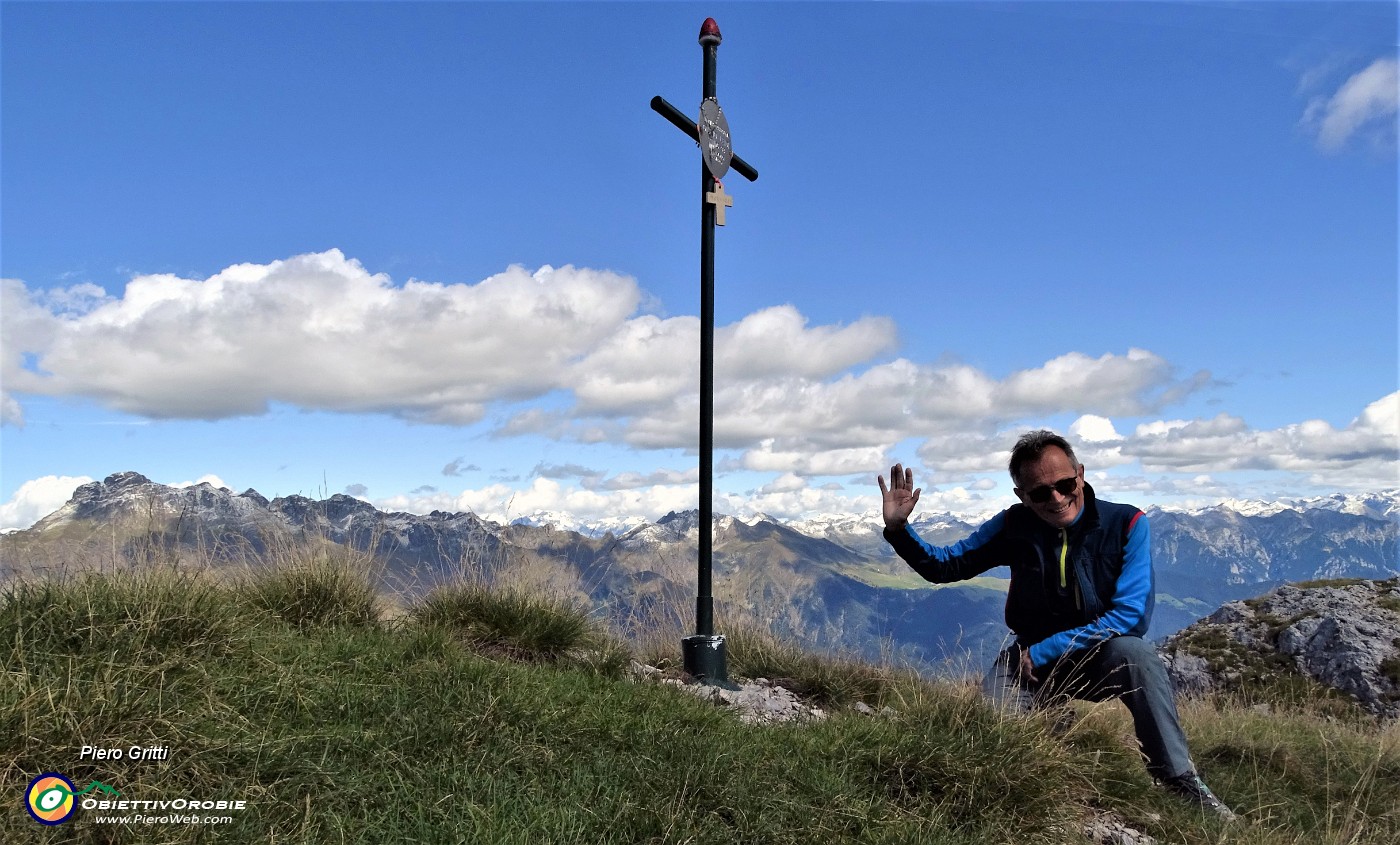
[[651, 95, 759, 182]]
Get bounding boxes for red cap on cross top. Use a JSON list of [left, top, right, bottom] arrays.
[[699, 18, 721, 45]]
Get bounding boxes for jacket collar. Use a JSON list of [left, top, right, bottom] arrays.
[[1071, 482, 1101, 533], [1008, 481, 1101, 536]]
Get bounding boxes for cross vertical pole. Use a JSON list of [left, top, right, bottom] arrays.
[[683, 17, 727, 685], [651, 17, 757, 687], [696, 18, 719, 649]]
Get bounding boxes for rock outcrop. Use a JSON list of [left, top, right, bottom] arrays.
[[1161, 578, 1400, 719]]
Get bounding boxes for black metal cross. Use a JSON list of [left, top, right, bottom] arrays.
[[651, 17, 758, 687]]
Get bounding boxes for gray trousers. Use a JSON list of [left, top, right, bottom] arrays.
[[982, 635, 1194, 779]]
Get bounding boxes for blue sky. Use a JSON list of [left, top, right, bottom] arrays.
[[2, 1, 1396, 531]]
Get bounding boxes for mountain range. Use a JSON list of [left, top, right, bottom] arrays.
[[3, 472, 1396, 673]]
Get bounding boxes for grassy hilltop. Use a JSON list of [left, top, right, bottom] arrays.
[[2, 540, 1397, 844]]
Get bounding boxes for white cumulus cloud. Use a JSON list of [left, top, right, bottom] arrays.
[[1070, 414, 1122, 443], [0, 475, 93, 531], [1302, 57, 1398, 151], [377, 476, 702, 526], [1, 390, 23, 427], [3, 250, 1236, 489], [716, 305, 896, 380], [1066, 393, 1400, 491], [3, 251, 644, 424], [171, 474, 231, 490], [740, 440, 890, 477]]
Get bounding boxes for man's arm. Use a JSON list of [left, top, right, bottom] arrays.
[[883, 512, 1008, 584], [1025, 511, 1153, 668], [878, 464, 1006, 584]]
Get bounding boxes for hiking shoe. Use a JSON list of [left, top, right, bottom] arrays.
[[1162, 772, 1238, 821]]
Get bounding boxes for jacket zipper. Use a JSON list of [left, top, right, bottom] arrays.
[[1058, 528, 1068, 588], [1059, 528, 1082, 610]]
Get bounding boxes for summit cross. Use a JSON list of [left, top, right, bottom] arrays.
[[650, 17, 759, 687]]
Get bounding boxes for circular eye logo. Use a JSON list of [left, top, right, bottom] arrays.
[[26, 773, 77, 825]]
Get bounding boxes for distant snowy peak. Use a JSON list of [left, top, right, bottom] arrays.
[[788, 513, 878, 539], [1294, 491, 1400, 521], [1211, 499, 1293, 518], [1176, 490, 1400, 521], [509, 510, 647, 537], [578, 515, 651, 538], [739, 512, 782, 528], [507, 492, 1399, 536], [22, 471, 1399, 547], [515, 510, 782, 539], [612, 509, 700, 549], [910, 514, 980, 534]]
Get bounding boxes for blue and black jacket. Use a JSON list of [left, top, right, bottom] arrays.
[[882, 484, 1153, 668]]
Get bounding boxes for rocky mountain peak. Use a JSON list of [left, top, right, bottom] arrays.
[[26, 471, 280, 539], [33, 472, 166, 530], [1161, 578, 1400, 719], [657, 509, 700, 528], [105, 471, 155, 488]]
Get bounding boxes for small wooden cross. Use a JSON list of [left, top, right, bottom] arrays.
[[706, 182, 733, 226]]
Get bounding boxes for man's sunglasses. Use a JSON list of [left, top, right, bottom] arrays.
[[1023, 475, 1079, 503]]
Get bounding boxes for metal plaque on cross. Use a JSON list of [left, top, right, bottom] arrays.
[[698, 97, 732, 180]]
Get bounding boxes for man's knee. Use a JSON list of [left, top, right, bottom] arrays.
[[1087, 636, 1176, 697], [982, 647, 1033, 712], [1097, 635, 1163, 671]]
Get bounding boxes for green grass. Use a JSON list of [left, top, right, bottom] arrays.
[[1290, 578, 1371, 590], [1375, 580, 1400, 615], [236, 541, 383, 630], [722, 620, 907, 708], [3, 559, 1397, 844], [410, 581, 632, 676]]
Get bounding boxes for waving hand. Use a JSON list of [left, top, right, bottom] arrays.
[[877, 463, 921, 529]]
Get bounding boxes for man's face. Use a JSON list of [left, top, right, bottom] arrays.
[[1014, 446, 1085, 529]]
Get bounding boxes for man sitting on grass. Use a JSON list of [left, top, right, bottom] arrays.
[[878, 430, 1235, 820]]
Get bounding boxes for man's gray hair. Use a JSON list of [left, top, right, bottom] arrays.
[[1008, 430, 1080, 485]]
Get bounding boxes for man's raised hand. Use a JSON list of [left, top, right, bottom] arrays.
[[877, 463, 921, 529]]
